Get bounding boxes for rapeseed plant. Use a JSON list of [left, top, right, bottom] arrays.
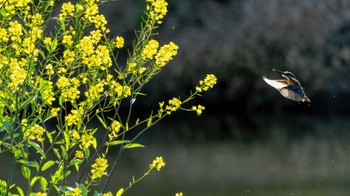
[[0, 0, 217, 195]]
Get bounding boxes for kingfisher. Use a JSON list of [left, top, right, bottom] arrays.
[[263, 69, 311, 103]]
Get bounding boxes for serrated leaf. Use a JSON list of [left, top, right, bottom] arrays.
[[106, 140, 130, 146], [42, 160, 55, 171], [123, 143, 145, 149]]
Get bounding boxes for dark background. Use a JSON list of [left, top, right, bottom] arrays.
[[57, 0, 350, 195]]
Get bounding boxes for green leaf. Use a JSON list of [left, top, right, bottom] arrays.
[[46, 130, 54, 144], [39, 176, 48, 192], [21, 165, 31, 180], [38, 49, 45, 59], [16, 185, 24, 196], [28, 141, 45, 159], [116, 188, 124, 196], [53, 148, 61, 159], [96, 114, 108, 129], [123, 143, 145, 149], [106, 140, 130, 146], [30, 176, 39, 186], [42, 160, 55, 171], [147, 114, 153, 127], [51, 38, 58, 51], [17, 160, 39, 170]]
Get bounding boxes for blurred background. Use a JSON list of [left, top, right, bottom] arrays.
[[81, 0, 350, 195]]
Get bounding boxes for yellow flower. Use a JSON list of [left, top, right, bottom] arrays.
[[115, 36, 124, 48], [62, 35, 73, 47], [91, 157, 108, 180], [127, 62, 136, 72], [141, 39, 159, 60], [75, 150, 84, 159], [85, 82, 104, 101], [43, 37, 52, 46], [60, 2, 75, 19], [146, 0, 168, 23], [50, 108, 60, 117], [149, 156, 165, 171], [165, 98, 181, 114], [45, 64, 54, 76], [71, 187, 82, 196], [108, 120, 122, 140], [24, 124, 46, 142], [155, 42, 178, 67], [175, 193, 183, 196], [65, 109, 82, 126], [8, 21, 23, 42], [81, 133, 96, 149], [192, 105, 205, 116], [196, 74, 217, 92]]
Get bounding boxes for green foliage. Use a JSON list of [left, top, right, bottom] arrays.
[[0, 0, 216, 195]]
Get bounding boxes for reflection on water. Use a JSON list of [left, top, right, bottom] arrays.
[[104, 115, 350, 196]]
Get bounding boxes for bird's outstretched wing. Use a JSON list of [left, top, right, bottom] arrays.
[[262, 76, 288, 89], [279, 85, 305, 102]]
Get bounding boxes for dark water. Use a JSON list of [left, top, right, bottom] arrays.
[[103, 114, 350, 196]]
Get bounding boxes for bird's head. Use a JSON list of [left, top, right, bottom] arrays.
[[272, 69, 297, 80]]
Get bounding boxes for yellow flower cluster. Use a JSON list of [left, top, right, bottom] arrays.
[[63, 49, 75, 65], [81, 133, 96, 149], [91, 157, 108, 180], [62, 35, 74, 47], [141, 39, 159, 60], [75, 150, 84, 159], [65, 108, 82, 126], [149, 156, 165, 171], [146, 0, 168, 24], [195, 74, 217, 92], [56, 76, 80, 103], [36, 77, 55, 105], [115, 36, 124, 48], [59, 2, 75, 19], [45, 64, 54, 76], [175, 193, 183, 196], [50, 108, 60, 118], [108, 80, 131, 98], [191, 105, 205, 116], [71, 187, 82, 196], [9, 64, 27, 91], [155, 42, 178, 67], [108, 120, 122, 141], [158, 97, 182, 116], [8, 21, 23, 42], [85, 82, 104, 102], [24, 124, 46, 142], [77, 35, 112, 70]]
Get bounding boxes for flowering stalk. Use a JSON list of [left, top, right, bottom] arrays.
[[0, 0, 217, 195]]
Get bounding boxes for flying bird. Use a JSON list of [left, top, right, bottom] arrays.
[[263, 69, 311, 103]]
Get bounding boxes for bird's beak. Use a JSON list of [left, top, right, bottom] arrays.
[[271, 69, 284, 74]]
